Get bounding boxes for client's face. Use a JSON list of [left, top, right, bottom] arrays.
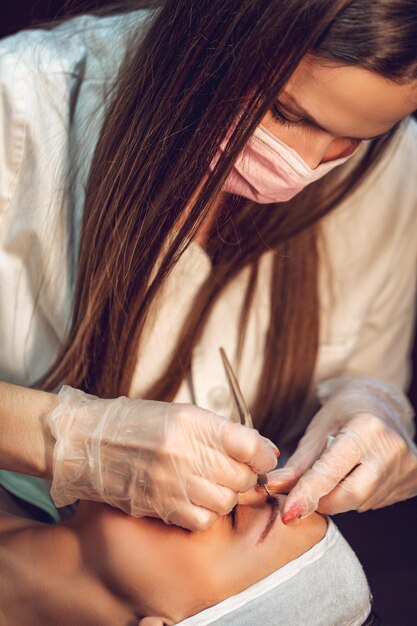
[[75, 492, 327, 624]]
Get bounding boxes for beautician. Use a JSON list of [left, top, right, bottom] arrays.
[[0, 0, 417, 532]]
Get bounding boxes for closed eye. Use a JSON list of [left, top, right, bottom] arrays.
[[270, 102, 308, 128], [229, 505, 237, 528], [270, 96, 388, 143]]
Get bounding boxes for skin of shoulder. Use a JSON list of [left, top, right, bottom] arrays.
[[0, 487, 135, 626]]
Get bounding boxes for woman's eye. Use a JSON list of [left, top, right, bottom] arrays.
[[270, 103, 305, 128]]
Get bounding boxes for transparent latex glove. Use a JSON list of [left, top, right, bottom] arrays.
[[46, 386, 278, 531], [267, 377, 417, 523]]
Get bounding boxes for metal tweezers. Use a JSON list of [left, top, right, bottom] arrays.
[[219, 347, 272, 497]]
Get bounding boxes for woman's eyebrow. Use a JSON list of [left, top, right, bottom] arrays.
[[278, 93, 387, 142], [257, 497, 280, 544]]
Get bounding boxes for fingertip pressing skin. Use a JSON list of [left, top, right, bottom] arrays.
[[279, 478, 319, 523], [281, 504, 304, 525]]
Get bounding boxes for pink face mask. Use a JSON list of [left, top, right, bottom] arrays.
[[213, 124, 359, 204]]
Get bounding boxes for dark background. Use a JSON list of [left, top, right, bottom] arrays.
[[1, 3, 417, 625]]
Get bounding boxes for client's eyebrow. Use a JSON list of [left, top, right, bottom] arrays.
[[257, 496, 280, 544], [278, 93, 388, 142], [228, 496, 280, 541]]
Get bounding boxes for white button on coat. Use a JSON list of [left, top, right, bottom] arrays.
[[207, 386, 231, 415]]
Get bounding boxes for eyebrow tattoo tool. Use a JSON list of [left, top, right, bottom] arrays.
[[219, 347, 273, 498]]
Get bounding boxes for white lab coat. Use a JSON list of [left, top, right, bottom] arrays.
[[1, 10, 417, 466]]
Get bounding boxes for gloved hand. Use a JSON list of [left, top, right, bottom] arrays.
[[46, 386, 278, 531], [267, 376, 417, 523]]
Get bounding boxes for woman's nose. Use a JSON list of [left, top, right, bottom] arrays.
[[300, 129, 359, 168], [320, 136, 360, 164]]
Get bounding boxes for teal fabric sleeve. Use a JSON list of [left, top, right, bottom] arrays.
[[0, 470, 60, 522]]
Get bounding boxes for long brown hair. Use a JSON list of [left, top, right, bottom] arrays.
[[41, 0, 417, 441]]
